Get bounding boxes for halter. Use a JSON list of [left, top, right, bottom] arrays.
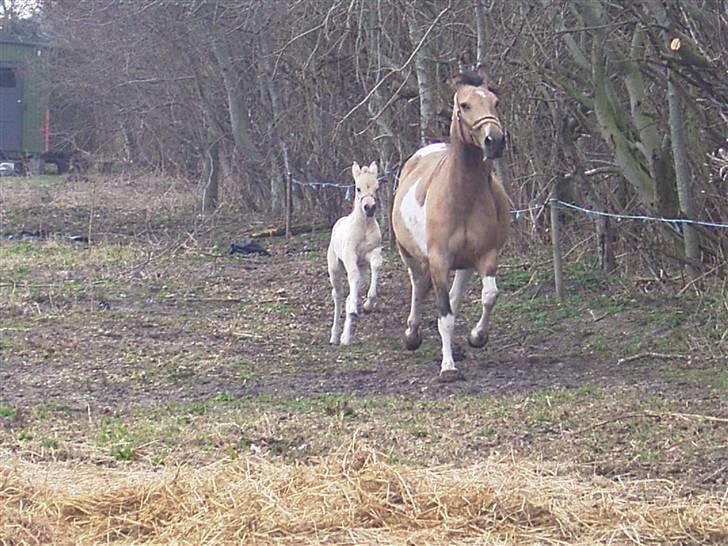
[[471, 114, 501, 131]]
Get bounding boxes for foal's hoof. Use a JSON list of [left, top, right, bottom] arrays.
[[404, 329, 422, 351], [362, 299, 376, 313], [467, 330, 489, 348], [438, 369, 465, 383]]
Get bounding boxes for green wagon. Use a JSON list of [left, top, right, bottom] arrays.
[[0, 25, 51, 171]]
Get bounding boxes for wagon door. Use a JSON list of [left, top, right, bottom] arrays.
[[0, 61, 23, 152]]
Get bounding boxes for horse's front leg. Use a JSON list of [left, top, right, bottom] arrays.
[[469, 254, 499, 348], [431, 257, 462, 381], [362, 246, 382, 312], [340, 258, 361, 345]]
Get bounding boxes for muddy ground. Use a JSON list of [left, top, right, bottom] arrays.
[[1, 175, 726, 496]]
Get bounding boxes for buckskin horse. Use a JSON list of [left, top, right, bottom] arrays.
[[392, 66, 509, 380]]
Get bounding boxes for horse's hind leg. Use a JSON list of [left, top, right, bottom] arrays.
[[400, 249, 430, 350], [449, 268, 474, 316], [363, 246, 382, 312], [469, 250, 499, 348], [328, 258, 346, 344]]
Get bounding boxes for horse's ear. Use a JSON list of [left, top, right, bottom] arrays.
[[352, 162, 361, 178], [476, 64, 490, 88], [369, 161, 378, 176]]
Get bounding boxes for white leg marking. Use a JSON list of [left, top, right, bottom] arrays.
[[438, 313, 457, 373]]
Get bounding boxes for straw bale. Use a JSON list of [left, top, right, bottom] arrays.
[[1, 445, 726, 545]]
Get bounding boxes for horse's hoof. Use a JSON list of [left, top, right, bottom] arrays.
[[362, 299, 375, 313], [404, 329, 422, 351], [467, 330, 488, 348], [438, 369, 465, 382]]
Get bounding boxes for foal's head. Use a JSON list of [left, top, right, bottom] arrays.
[[352, 161, 380, 218], [452, 66, 505, 159]]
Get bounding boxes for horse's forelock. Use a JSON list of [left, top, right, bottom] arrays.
[[453, 70, 483, 88], [454, 68, 499, 95]]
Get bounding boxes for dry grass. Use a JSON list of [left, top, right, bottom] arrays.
[[2, 443, 726, 546]]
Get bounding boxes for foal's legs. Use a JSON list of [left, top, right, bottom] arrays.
[[328, 258, 346, 344], [400, 249, 430, 350], [340, 254, 362, 345], [363, 246, 383, 312], [469, 250, 499, 348]]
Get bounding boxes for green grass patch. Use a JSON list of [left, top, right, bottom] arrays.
[[0, 407, 17, 418]]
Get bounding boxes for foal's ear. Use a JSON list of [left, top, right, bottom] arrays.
[[368, 161, 378, 176], [352, 162, 361, 178]]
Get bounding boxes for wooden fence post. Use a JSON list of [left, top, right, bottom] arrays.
[[549, 198, 564, 300], [282, 146, 292, 238]]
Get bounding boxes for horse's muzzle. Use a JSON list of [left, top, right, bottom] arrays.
[[482, 132, 505, 159], [364, 203, 377, 217]]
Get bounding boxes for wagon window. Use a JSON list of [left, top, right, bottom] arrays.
[[0, 68, 17, 88]]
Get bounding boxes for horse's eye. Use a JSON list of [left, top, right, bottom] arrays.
[[356, 187, 361, 193], [460, 102, 470, 111]]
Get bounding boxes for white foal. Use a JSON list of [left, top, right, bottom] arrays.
[[327, 161, 383, 345]]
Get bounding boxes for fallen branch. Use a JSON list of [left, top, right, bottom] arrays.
[[249, 223, 328, 239], [617, 352, 689, 365], [571, 411, 728, 435]]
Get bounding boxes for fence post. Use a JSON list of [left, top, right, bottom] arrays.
[[282, 145, 292, 238], [549, 198, 564, 300]]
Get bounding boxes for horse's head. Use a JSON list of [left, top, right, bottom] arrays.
[[352, 161, 380, 218], [452, 65, 505, 160]]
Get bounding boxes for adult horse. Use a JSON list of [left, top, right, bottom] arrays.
[[392, 66, 509, 381]]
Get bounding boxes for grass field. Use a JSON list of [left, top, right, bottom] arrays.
[[1, 174, 726, 545]]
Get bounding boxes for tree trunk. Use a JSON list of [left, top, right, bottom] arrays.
[[259, 32, 290, 216], [406, 4, 437, 146], [474, 0, 511, 191], [647, 0, 701, 281], [202, 139, 220, 214], [474, 0, 488, 63], [212, 38, 257, 162], [667, 74, 700, 281]]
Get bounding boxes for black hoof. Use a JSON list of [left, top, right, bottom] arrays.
[[404, 330, 422, 351], [467, 331, 488, 348], [438, 369, 465, 382]]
